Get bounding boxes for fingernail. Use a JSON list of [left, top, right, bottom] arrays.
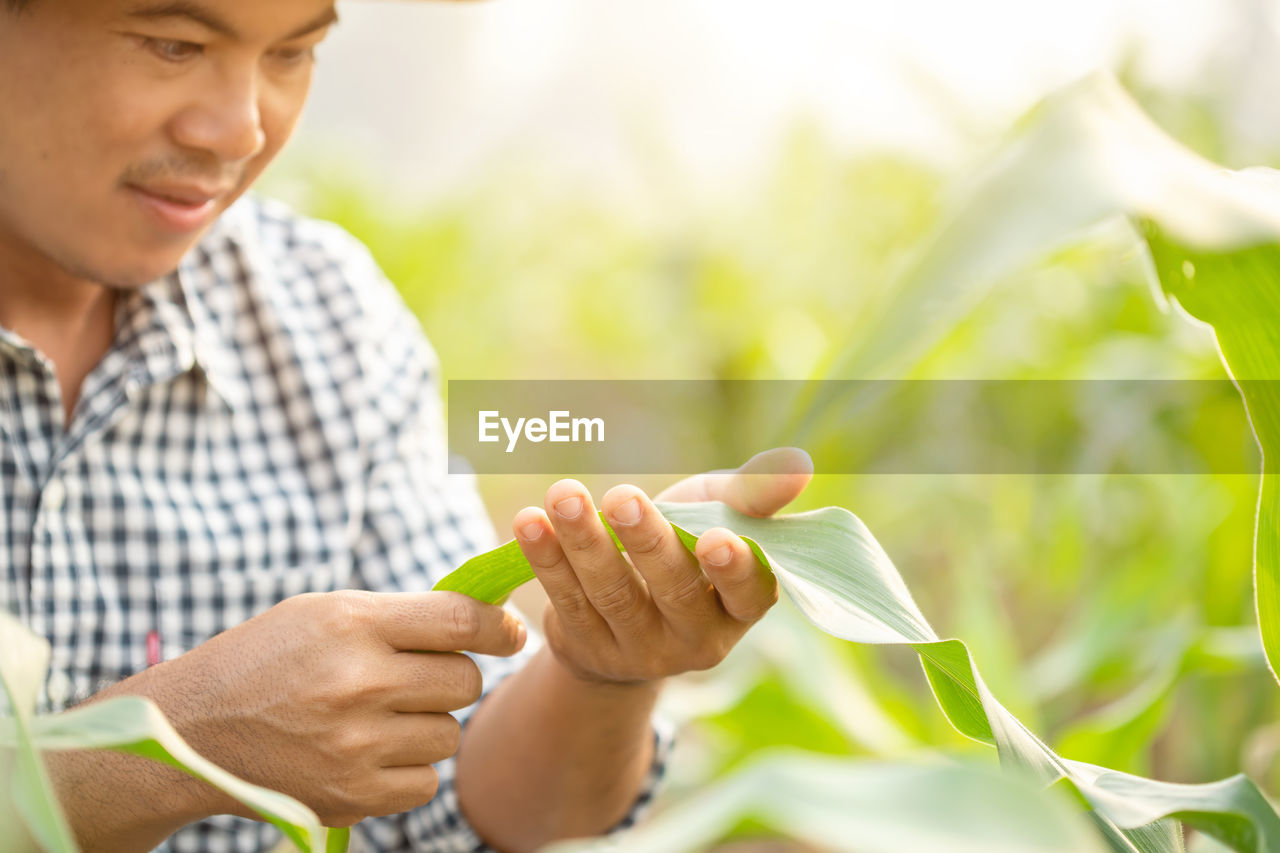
[[554, 496, 584, 520], [704, 544, 733, 566], [610, 497, 642, 526], [520, 521, 543, 541]]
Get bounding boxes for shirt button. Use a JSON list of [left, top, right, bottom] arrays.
[[43, 479, 66, 512]]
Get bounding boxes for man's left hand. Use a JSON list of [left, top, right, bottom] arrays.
[[511, 447, 812, 686]]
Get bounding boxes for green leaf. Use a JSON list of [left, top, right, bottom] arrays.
[[24, 698, 332, 851], [808, 72, 1280, 385], [0, 612, 342, 852], [1139, 230, 1280, 686], [326, 825, 352, 853], [436, 500, 1280, 851], [543, 750, 1109, 853], [799, 72, 1280, 689], [0, 610, 78, 852], [433, 511, 626, 605], [0, 613, 50, 721], [664, 501, 1280, 851], [433, 538, 535, 605]]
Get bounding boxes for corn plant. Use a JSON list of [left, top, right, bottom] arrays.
[[550, 750, 1112, 853], [794, 71, 1280, 683], [437, 501, 1280, 852], [436, 72, 1280, 851]]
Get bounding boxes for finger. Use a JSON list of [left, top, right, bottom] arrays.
[[369, 591, 527, 656], [722, 447, 813, 517], [366, 766, 441, 816], [376, 713, 462, 769], [658, 447, 813, 517], [542, 480, 652, 630], [695, 527, 778, 624], [385, 651, 483, 713], [514, 506, 613, 637], [601, 484, 717, 620]]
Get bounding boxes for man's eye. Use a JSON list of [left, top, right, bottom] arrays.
[[143, 37, 203, 62], [270, 46, 316, 67]]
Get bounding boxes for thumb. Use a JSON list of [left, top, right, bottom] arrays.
[[658, 447, 813, 517]]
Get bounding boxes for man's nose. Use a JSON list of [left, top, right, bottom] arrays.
[[169, 65, 267, 165]]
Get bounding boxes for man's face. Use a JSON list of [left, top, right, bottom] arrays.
[[0, 0, 337, 289]]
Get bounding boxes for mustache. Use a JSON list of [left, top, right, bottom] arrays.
[[120, 157, 242, 189]]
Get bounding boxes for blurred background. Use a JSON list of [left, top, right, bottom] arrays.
[[260, 0, 1280, 846]]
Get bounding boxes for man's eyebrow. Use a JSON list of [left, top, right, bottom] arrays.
[[282, 7, 340, 40], [125, 2, 339, 41]]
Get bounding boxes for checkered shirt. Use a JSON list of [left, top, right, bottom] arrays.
[[0, 195, 665, 852]]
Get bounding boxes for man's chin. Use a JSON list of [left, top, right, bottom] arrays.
[[109, 266, 182, 289], [89, 237, 207, 288], [99, 215, 225, 287], [65, 253, 189, 290]]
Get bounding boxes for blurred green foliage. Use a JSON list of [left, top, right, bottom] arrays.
[[263, 86, 1279, 843]]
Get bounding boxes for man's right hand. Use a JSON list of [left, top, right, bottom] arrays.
[[53, 589, 526, 845]]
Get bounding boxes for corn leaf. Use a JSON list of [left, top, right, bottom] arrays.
[[543, 750, 1109, 853], [435, 501, 1280, 851], [1141, 230, 1280, 684], [0, 608, 77, 852], [434, 538, 534, 605], [0, 612, 343, 852], [808, 72, 1280, 382], [800, 72, 1280, 685]]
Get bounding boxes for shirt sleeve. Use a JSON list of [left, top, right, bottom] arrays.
[[336, 241, 672, 853]]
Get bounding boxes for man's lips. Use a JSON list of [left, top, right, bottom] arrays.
[[126, 183, 230, 233]]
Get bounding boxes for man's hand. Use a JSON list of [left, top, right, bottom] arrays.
[[454, 448, 811, 851], [511, 448, 812, 686], [64, 590, 526, 837]]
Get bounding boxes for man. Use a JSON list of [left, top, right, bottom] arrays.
[[0, 1, 812, 851]]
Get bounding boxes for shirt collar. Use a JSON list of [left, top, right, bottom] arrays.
[[151, 206, 254, 413], [0, 205, 253, 412], [174, 254, 248, 413]]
